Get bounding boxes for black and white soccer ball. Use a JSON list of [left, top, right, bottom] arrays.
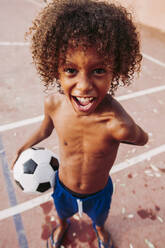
[[13, 147, 59, 193]]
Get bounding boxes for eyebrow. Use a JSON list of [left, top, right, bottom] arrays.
[[64, 60, 107, 67], [63, 61, 76, 66]]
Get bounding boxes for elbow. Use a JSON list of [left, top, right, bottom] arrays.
[[40, 128, 53, 140], [121, 128, 149, 146], [134, 131, 149, 146], [139, 132, 149, 146], [45, 129, 53, 139]]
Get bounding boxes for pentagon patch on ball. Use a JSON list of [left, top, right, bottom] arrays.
[[13, 147, 59, 193]]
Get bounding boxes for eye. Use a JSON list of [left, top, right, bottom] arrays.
[[64, 68, 77, 75], [93, 68, 106, 75]]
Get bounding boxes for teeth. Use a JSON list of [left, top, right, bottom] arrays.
[[76, 97, 94, 103]]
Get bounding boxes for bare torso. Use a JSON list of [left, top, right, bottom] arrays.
[[48, 94, 121, 194]]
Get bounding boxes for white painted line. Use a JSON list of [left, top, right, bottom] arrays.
[[143, 53, 165, 68], [111, 144, 165, 174], [116, 85, 165, 101], [0, 192, 52, 221], [0, 115, 44, 132], [1, 42, 165, 71], [1, 85, 165, 132], [25, 0, 43, 7], [1, 41, 165, 70], [0, 144, 165, 220], [0, 42, 29, 46]]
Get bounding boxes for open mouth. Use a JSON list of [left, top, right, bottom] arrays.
[[71, 96, 97, 113]]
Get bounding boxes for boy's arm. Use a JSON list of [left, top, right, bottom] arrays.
[[11, 96, 54, 169], [112, 119, 148, 146], [110, 99, 148, 146], [119, 123, 148, 146]]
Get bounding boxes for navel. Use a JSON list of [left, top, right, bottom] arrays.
[[64, 141, 68, 146]]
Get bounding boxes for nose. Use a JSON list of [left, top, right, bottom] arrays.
[[76, 72, 93, 93]]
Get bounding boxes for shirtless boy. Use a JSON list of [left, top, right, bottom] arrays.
[[12, 0, 148, 247]]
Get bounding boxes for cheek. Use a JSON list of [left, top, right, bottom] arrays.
[[97, 80, 111, 94], [60, 79, 73, 95]]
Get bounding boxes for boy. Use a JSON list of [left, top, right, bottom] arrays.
[[12, 0, 148, 247]]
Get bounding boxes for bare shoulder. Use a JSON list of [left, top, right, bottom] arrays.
[[44, 93, 64, 113], [105, 95, 132, 123], [111, 97, 132, 122], [107, 96, 135, 140]]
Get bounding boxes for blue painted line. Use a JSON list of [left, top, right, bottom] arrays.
[[0, 136, 29, 248]]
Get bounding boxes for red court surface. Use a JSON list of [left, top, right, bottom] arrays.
[[0, 0, 165, 247]]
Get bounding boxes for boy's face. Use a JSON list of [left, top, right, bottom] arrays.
[[58, 45, 113, 115]]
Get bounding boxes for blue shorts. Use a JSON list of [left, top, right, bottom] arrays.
[[52, 172, 113, 226]]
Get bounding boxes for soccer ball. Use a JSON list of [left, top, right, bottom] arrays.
[[13, 147, 59, 193]]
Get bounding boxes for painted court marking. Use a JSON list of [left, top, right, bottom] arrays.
[[1, 41, 165, 68], [25, 0, 43, 7], [0, 84, 165, 132], [0, 137, 29, 247], [143, 53, 165, 68], [116, 84, 165, 101], [0, 42, 29, 46], [0, 144, 165, 220], [0, 115, 44, 132]]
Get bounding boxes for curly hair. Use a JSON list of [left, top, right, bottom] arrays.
[[26, 0, 142, 95]]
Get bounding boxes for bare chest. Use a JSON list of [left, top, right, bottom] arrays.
[[53, 110, 112, 154]]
